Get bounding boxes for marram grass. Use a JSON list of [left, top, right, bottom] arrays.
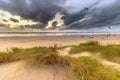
[[70, 41, 120, 63], [0, 42, 120, 80]]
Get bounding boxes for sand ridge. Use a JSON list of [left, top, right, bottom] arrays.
[[0, 61, 73, 80], [58, 47, 120, 70]]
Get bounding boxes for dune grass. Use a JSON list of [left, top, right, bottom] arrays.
[[70, 41, 101, 53], [0, 43, 120, 80], [70, 41, 120, 63], [71, 57, 120, 80], [27, 53, 120, 80], [0, 46, 57, 63]]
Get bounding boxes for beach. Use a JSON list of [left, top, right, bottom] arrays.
[[0, 34, 120, 51], [0, 34, 120, 80]]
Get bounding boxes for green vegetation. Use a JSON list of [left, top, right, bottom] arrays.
[[28, 53, 120, 80], [70, 41, 120, 63], [70, 41, 101, 53], [0, 46, 57, 63], [0, 42, 120, 80], [71, 57, 120, 80]]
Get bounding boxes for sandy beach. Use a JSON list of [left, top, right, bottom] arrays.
[[0, 34, 120, 51]]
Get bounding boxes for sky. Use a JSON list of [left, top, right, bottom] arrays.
[[0, 0, 120, 31]]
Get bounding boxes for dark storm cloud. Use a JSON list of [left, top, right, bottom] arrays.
[[63, 0, 120, 29], [0, 0, 64, 24], [10, 18, 19, 23], [2, 19, 8, 22], [0, 23, 8, 27], [62, 8, 89, 25], [23, 24, 45, 29], [48, 21, 58, 30], [52, 21, 58, 27], [0, 0, 120, 30]]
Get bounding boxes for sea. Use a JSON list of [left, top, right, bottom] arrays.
[[0, 31, 120, 37]]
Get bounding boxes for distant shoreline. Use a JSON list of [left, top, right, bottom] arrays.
[[0, 32, 120, 37]]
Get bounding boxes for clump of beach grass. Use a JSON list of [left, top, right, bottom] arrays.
[[71, 57, 120, 80], [70, 41, 100, 54], [70, 41, 120, 63], [29, 54, 120, 80], [25, 52, 120, 80], [27, 53, 120, 80], [0, 46, 57, 63]]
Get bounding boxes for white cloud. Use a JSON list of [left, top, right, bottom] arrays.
[[0, 9, 12, 20]]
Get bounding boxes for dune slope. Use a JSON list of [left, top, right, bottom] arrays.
[[0, 61, 73, 80]]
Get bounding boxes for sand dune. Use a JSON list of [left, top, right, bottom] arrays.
[[0, 35, 120, 80], [0, 61, 74, 80], [0, 47, 120, 80], [58, 48, 120, 70]]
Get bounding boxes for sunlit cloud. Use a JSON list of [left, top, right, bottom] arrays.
[[0, 9, 39, 28]]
